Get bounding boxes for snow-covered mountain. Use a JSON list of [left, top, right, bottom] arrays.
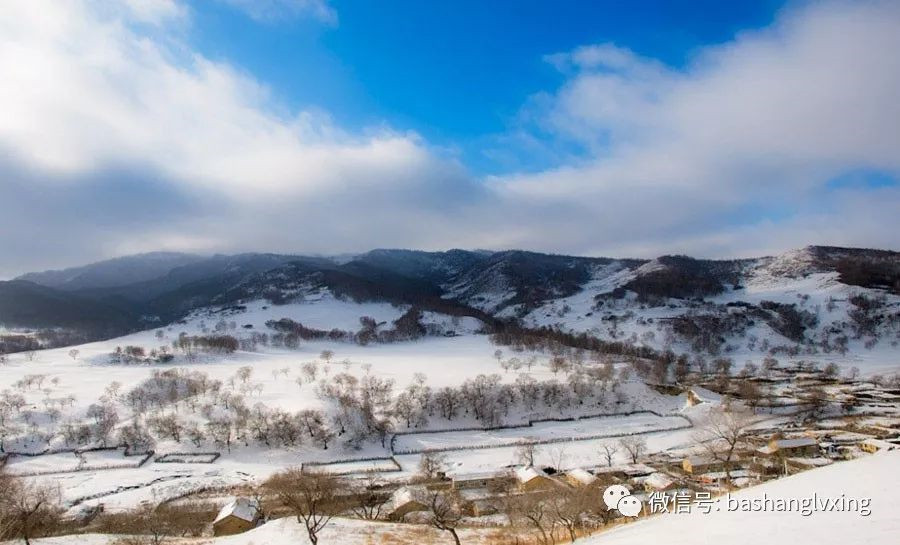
[[2, 246, 898, 358]]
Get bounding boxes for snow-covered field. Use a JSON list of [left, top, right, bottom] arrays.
[[306, 457, 400, 475], [0, 296, 695, 512], [392, 412, 691, 454], [1, 284, 895, 516], [4, 448, 145, 476]]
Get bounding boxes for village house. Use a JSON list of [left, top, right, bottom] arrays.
[[590, 462, 656, 480], [784, 457, 833, 473], [749, 458, 781, 477], [386, 485, 431, 521], [641, 472, 678, 493], [458, 487, 498, 517], [563, 468, 599, 488], [682, 455, 727, 475], [756, 437, 819, 458], [827, 431, 875, 446], [590, 466, 628, 481], [451, 471, 513, 491], [860, 438, 898, 454], [212, 498, 260, 537], [514, 466, 557, 492], [697, 469, 752, 487]]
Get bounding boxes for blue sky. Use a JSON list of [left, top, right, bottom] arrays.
[[188, 0, 784, 172], [0, 0, 898, 276]]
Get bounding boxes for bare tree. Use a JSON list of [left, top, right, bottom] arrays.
[[434, 387, 461, 420], [319, 350, 334, 364], [493, 349, 504, 367], [509, 492, 556, 545], [301, 362, 319, 383], [0, 472, 16, 540], [515, 442, 537, 466], [618, 436, 646, 463], [549, 356, 569, 375], [599, 443, 618, 467], [737, 380, 764, 412], [0, 478, 60, 545], [801, 387, 830, 420], [426, 490, 464, 545], [547, 446, 568, 472], [67, 349, 79, 361], [236, 366, 253, 384], [693, 406, 753, 482], [350, 473, 388, 520], [418, 450, 446, 481], [265, 469, 340, 545], [551, 488, 591, 543]]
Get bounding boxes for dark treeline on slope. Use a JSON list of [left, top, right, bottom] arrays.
[[264, 307, 437, 346], [489, 323, 662, 361]]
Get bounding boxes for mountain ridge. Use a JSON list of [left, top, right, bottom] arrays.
[[2, 245, 898, 349]]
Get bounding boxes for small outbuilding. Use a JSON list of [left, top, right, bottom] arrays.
[[514, 466, 557, 492], [563, 468, 599, 488], [212, 498, 260, 536], [386, 485, 431, 520], [859, 438, 898, 454], [642, 472, 678, 492], [682, 456, 726, 475], [757, 437, 819, 457]]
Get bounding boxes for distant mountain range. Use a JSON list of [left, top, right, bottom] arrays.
[[1, 246, 898, 346]]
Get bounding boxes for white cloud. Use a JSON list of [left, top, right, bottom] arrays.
[[0, 0, 431, 200], [0, 0, 898, 277], [487, 0, 900, 257], [218, 0, 337, 25], [123, 0, 188, 25]]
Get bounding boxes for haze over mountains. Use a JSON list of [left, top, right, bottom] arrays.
[[2, 246, 898, 351]]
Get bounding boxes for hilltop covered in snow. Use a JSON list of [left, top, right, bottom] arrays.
[[579, 450, 899, 545]]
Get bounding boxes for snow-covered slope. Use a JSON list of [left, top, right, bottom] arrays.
[[27, 516, 504, 545], [578, 450, 899, 545], [521, 248, 900, 371]]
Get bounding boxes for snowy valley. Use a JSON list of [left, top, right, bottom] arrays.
[[0, 246, 898, 545]]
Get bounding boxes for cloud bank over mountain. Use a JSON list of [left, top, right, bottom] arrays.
[[1, 0, 898, 276]]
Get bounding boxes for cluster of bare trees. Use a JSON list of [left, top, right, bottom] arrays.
[[170, 333, 239, 362], [110, 344, 175, 365], [120, 369, 336, 452], [264, 309, 439, 349], [0, 471, 62, 545], [315, 370, 396, 449], [499, 487, 609, 544], [313, 363, 630, 452], [264, 469, 467, 545], [108, 333, 242, 365], [489, 324, 661, 362], [0, 334, 41, 356]]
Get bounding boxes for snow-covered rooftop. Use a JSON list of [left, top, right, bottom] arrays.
[[388, 485, 430, 510], [773, 437, 818, 449], [213, 497, 259, 525], [566, 468, 597, 486], [514, 466, 547, 483], [643, 472, 676, 490]]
